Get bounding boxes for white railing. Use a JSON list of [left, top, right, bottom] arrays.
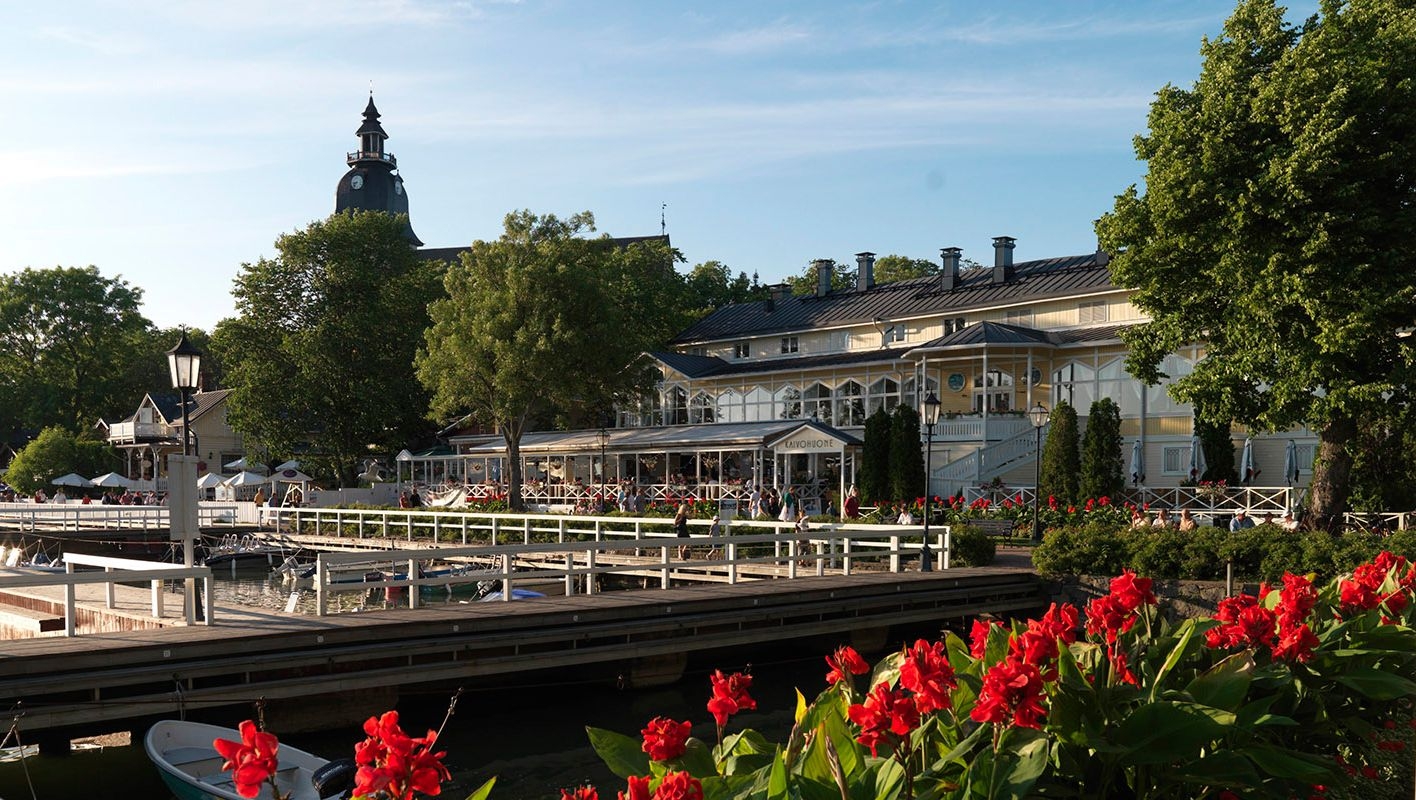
[[308, 519, 952, 616], [0, 503, 243, 531], [105, 420, 173, 442], [931, 416, 1033, 442], [0, 553, 212, 635], [932, 425, 1044, 493]]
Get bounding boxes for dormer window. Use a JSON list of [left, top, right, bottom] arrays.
[[944, 318, 967, 335], [882, 325, 906, 345], [1079, 300, 1108, 324], [733, 341, 750, 359], [780, 336, 799, 354]]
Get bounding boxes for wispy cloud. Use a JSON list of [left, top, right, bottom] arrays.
[[36, 26, 148, 56], [120, 0, 487, 32], [3, 147, 254, 184]]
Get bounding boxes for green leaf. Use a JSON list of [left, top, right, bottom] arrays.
[[462, 776, 497, 800], [765, 746, 789, 800], [1169, 751, 1261, 787], [1333, 666, 1416, 700], [677, 738, 718, 779], [1185, 650, 1255, 711], [1149, 619, 1199, 702], [1114, 702, 1230, 766], [585, 726, 650, 779], [1240, 743, 1340, 783]]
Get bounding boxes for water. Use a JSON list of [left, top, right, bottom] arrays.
[[0, 624, 827, 800]]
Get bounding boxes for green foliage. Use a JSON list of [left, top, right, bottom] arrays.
[[0, 266, 160, 435], [1039, 401, 1080, 505], [871, 254, 938, 284], [950, 524, 998, 566], [217, 211, 442, 486], [1078, 398, 1124, 501], [785, 259, 853, 296], [1196, 415, 1237, 484], [2, 427, 116, 494], [1030, 522, 1133, 578], [418, 210, 687, 510], [1097, 0, 1416, 525], [859, 408, 893, 504], [682, 260, 767, 316], [1347, 408, 1416, 513], [888, 404, 924, 503]]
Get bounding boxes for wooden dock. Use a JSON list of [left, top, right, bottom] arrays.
[[0, 567, 1042, 740]]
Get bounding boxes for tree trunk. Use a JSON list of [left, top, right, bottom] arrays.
[[1306, 414, 1357, 532], [505, 430, 524, 512]]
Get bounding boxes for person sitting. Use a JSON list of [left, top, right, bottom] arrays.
[[896, 506, 916, 525], [1152, 508, 1174, 528], [1229, 510, 1255, 531], [1260, 512, 1276, 527], [1130, 509, 1150, 529], [1178, 508, 1198, 532], [1280, 512, 1298, 531]]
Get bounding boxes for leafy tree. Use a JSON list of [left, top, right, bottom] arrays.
[[418, 211, 685, 511], [786, 259, 854, 296], [0, 266, 155, 435], [1345, 408, 1416, 513], [858, 407, 893, 504], [2, 427, 116, 494], [888, 404, 924, 502], [1040, 401, 1080, 505], [215, 211, 442, 486], [872, 254, 938, 284], [1079, 398, 1124, 500], [1195, 415, 1238, 484], [1097, 0, 1416, 528], [683, 260, 766, 315]]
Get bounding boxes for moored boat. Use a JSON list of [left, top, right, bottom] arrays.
[[144, 719, 352, 800]]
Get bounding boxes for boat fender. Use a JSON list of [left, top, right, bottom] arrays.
[[312, 757, 358, 798]]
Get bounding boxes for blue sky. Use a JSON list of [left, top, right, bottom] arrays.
[[2, 0, 1315, 330]]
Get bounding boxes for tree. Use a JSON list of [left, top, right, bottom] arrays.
[[1097, 0, 1416, 528], [1039, 401, 1080, 505], [1079, 398, 1125, 500], [418, 211, 685, 511], [858, 407, 893, 504], [683, 260, 766, 315], [214, 211, 442, 486], [888, 404, 924, 503], [2, 427, 116, 494], [0, 266, 155, 435], [1196, 416, 1238, 484], [872, 254, 938, 284], [786, 259, 854, 296]]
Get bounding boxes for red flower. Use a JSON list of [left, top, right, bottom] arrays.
[[213, 720, 280, 800], [1109, 570, 1157, 612], [1085, 498, 1095, 511], [618, 775, 652, 800], [1205, 594, 1276, 650], [825, 645, 870, 686], [970, 618, 1001, 659], [640, 717, 692, 761], [1048, 495, 1057, 509], [1099, 496, 1111, 506], [899, 639, 956, 714], [1011, 603, 1079, 677], [353, 710, 450, 800], [971, 658, 1047, 729], [847, 681, 921, 756], [1275, 573, 1318, 629], [653, 771, 704, 800], [707, 670, 756, 727], [562, 786, 599, 800], [1271, 622, 1320, 663], [1085, 594, 1134, 644]]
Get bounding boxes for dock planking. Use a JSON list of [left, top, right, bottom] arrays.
[[0, 568, 1042, 736]]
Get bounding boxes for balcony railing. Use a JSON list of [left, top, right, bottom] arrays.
[[346, 151, 397, 166], [106, 421, 174, 443]]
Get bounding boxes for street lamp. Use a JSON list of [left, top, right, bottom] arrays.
[[596, 427, 609, 486], [1029, 402, 1049, 543], [166, 331, 203, 456], [920, 392, 941, 572]]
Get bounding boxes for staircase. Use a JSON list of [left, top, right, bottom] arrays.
[[931, 425, 1047, 494]]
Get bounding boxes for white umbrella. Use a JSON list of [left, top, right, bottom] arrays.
[[223, 456, 266, 473], [274, 459, 302, 472], [90, 472, 135, 489], [1129, 441, 1144, 486], [51, 473, 94, 488], [272, 469, 313, 483], [1283, 440, 1298, 485], [1240, 438, 1258, 485], [1188, 435, 1207, 481], [196, 473, 225, 489], [223, 470, 271, 487]]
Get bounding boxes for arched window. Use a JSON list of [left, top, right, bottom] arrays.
[[803, 382, 833, 424], [775, 385, 802, 420], [1053, 362, 1095, 412], [690, 391, 715, 424], [716, 389, 742, 423], [868, 377, 900, 414], [1096, 359, 1142, 416], [666, 386, 688, 425], [745, 387, 773, 422], [1145, 354, 1195, 416], [835, 381, 866, 426]]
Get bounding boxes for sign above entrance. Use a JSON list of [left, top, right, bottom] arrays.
[[774, 427, 844, 452]]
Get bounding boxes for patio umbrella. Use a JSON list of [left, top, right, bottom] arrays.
[[90, 472, 135, 489], [1284, 440, 1298, 485], [51, 473, 94, 488], [1129, 441, 1145, 486], [196, 473, 225, 489], [223, 470, 271, 487], [274, 459, 302, 472], [1188, 435, 1207, 481], [1240, 438, 1258, 485], [223, 456, 266, 473]]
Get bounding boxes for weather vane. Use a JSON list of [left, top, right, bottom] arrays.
[[660, 203, 666, 236]]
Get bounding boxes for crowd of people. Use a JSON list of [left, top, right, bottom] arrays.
[[1129, 506, 1297, 532], [0, 487, 166, 505]]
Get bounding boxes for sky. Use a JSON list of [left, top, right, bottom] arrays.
[[2, 0, 1318, 331]]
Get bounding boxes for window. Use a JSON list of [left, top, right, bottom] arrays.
[[774, 385, 802, 420], [745, 387, 773, 421], [1005, 308, 1034, 327], [803, 382, 833, 424], [944, 318, 967, 335], [1096, 359, 1142, 415], [1294, 443, 1316, 474], [1162, 446, 1190, 475], [716, 389, 742, 423], [882, 325, 906, 345], [972, 370, 1014, 413], [688, 346, 706, 357], [1079, 300, 1108, 324], [780, 336, 799, 354], [689, 391, 715, 424], [868, 377, 900, 414], [667, 386, 688, 425], [733, 341, 749, 359], [835, 381, 866, 426], [1053, 362, 1096, 411]]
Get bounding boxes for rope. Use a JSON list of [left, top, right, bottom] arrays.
[[1, 704, 38, 800]]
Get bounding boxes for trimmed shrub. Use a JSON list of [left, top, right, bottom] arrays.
[[1079, 397, 1125, 501], [951, 525, 998, 567], [1039, 401, 1080, 505], [1031, 522, 1131, 577]]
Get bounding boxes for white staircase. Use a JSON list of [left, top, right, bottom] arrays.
[[931, 425, 1047, 493]]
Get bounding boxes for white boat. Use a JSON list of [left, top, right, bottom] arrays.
[[144, 719, 352, 800]]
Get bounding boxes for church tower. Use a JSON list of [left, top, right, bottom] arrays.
[[334, 96, 423, 246]]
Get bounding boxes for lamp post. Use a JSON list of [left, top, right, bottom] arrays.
[[596, 427, 609, 498], [1029, 402, 1049, 543], [921, 392, 941, 572], [166, 331, 203, 621]]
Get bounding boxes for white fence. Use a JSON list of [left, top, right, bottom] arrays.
[[0, 502, 247, 531], [0, 552, 213, 636]]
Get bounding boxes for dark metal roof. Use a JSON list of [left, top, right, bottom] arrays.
[[1054, 324, 1132, 346], [355, 96, 387, 138], [652, 346, 915, 380], [907, 321, 1135, 357], [672, 252, 1118, 345], [453, 419, 860, 455]]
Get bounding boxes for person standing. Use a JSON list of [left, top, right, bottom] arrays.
[[844, 486, 861, 519], [748, 484, 762, 520], [674, 502, 691, 558], [780, 486, 799, 522]]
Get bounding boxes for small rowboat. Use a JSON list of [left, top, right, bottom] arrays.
[[144, 719, 353, 800]]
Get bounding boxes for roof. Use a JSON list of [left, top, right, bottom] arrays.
[[652, 346, 915, 380], [673, 252, 1118, 344], [416, 235, 670, 264], [906, 322, 1135, 358], [449, 419, 861, 455]]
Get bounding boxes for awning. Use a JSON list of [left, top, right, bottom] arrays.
[[453, 420, 861, 457]]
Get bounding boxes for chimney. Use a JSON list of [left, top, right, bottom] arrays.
[[1095, 240, 1110, 267], [992, 236, 1015, 284], [854, 251, 875, 292], [940, 247, 961, 291], [813, 259, 833, 298], [766, 282, 789, 311]]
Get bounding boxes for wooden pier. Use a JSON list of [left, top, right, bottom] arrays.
[[0, 567, 1042, 741]]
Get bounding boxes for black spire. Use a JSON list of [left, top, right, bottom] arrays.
[[335, 94, 421, 246]]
